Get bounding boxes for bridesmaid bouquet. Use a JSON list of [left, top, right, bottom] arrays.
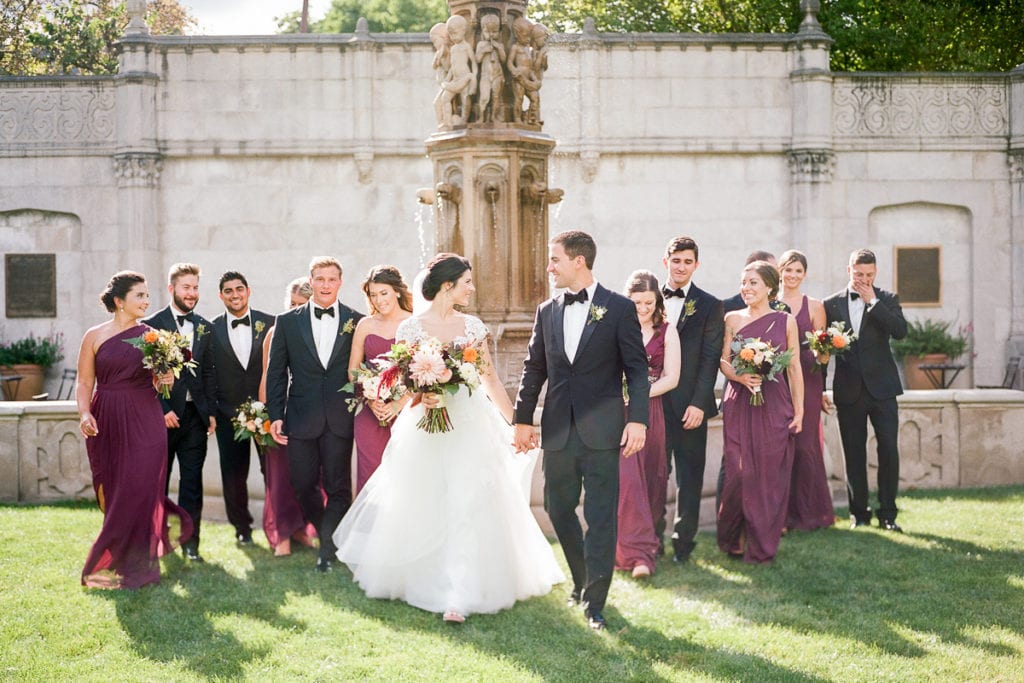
[[342, 363, 408, 426], [730, 335, 793, 406], [361, 336, 487, 433], [805, 321, 857, 370], [124, 328, 196, 399], [232, 398, 275, 448]]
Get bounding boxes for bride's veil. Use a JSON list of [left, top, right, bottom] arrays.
[[411, 268, 431, 315]]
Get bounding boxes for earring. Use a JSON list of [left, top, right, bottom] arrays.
[[120, 306, 124, 312]]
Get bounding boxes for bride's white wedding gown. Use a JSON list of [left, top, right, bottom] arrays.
[[333, 315, 564, 616]]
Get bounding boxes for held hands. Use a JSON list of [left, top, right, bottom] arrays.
[[270, 419, 288, 446], [620, 422, 647, 457], [80, 412, 98, 438], [821, 394, 833, 414], [513, 423, 538, 453], [164, 411, 180, 429]]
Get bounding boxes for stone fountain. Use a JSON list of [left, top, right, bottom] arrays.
[[418, 0, 563, 389]]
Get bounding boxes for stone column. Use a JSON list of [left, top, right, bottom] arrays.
[[114, 15, 162, 281], [578, 18, 601, 183], [350, 18, 375, 184], [1009, 63, 1024, 367], [788, 0, 834, 292]]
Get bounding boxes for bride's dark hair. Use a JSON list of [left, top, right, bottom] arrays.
[[421, 253, 472, 301]]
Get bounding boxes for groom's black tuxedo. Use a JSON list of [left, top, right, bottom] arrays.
[[661, 284, 724, 559], [266, 300, 363, 561], [142, 304, 214, 554], [202, 308, 276, 539], [823, 286, 907, 524], [515, 283, 649, 615]]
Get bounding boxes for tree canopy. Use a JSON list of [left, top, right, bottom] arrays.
[[276, 0, 447, 35], [1, 0, 196, 75]]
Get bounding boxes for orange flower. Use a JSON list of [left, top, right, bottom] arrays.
[[262, 419, 272, 433], [739, 347, 756, 362], [143, 330, 159, 343], [462, 347, 479, 363], [831, 335, 847, 349]]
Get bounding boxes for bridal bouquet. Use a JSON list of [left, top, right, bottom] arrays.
[[124, 328, 196, 399], [805, 321, 857, 370], [232, 398, 275, 448], [364, 336, 487, 433], [341, 362, 408, 426], [730, 335, 793, 406]]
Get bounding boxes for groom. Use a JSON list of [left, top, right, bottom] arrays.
[[514, 230, 650, 630]]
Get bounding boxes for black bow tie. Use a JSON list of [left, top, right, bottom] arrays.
[[662, 287, 686, 299], [176, 313, 194, 326], [314, 305, 335, 319], [564, 289, 589, 306], [231, 317, 250, 329], [849, 292, 860, 301]]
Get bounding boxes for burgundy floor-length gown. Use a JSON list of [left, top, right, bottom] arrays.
[[787, 295, 835, 530], [83, 325, 193, 588], [262, 444, 318, 548], [354, 334, 396, 493], [718, 311, 796, 564], [615, 323, 669, 573]]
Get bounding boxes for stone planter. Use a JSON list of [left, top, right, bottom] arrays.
[[902, 354, 948, 390], [1, 364, 46, 401]]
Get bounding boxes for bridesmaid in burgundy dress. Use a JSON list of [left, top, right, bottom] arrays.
[[77, 271, 193, 588], [615, 271, 680, 578], [258, 278, 318, 556], [778, 250, 835, 531], [349, 265, 413, 493], [718, 261, 804, 564]]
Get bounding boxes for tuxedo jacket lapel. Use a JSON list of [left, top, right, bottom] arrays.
[[573, 285, 606, 363], [295, 303, 321, 367], [676, 287, 697, 335], [327, 305, 352, 369], [551, 297, 568, 364], [214, 317, 244, 372]]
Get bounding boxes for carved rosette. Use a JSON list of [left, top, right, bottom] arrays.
[[788, 149, 835, 183], [1010, 150, 1024, 184], [113, 152, 163, 188]]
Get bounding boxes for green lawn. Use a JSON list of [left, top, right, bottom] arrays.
[[2, 487, 1023, 682]]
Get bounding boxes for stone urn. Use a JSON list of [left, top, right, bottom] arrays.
[[902, 354, 948, 390], [1, 363, 46, 400]]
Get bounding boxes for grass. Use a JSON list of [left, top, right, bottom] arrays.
[[2, 487, 1024, 682]]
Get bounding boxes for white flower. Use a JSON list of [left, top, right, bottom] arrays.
[[250, 400, 264, 412], [459, 362, 480, 389], [237, 411, 247, 424]]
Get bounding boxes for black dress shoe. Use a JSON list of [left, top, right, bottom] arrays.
[[849, 517, 870, 529], [315, 557, 333, 573], [236, 530, 253, 544], [879, 519, 903, 532], [585, 610, 607, 630], [672, 551, 691, 564], [184, 547, 205, 562], [566, 588, 582, 607]]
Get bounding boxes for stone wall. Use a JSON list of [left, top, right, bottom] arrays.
[[1, 29, 1022, 397]]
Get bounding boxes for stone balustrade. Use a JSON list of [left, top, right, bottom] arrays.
[[4, 390, 1023, 534]]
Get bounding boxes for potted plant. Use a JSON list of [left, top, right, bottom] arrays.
[[890, 319, 969, 390], [0, 332, 65, 400]]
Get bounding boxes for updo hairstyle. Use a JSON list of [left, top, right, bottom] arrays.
[[100, 271, 146, 313], [421, 253, 472, 301], [744, 260, 781, 299]]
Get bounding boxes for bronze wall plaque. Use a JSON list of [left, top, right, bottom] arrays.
[[5, 253, 57, 318], [893, 246, 941, 306]]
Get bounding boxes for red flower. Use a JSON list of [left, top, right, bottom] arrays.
[[182, 348, 193, 363]]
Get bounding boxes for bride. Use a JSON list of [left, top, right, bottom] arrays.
[[333, 253, 563, 623]]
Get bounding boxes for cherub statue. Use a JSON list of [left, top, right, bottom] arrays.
[[507, 17, 537, 124], [474, 13, 506, 123], [526, 22, 549, 124], [429, 22, 451, 86], [433, 14, 476, 129]]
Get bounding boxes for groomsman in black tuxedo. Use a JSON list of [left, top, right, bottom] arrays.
[[267, 256, 363, 572], [143, 263, 215, 562], [822, 249, 907, 531], [202, 271, 276, 545], [514, 230, 650, 631], [660, 237, 724, 563]]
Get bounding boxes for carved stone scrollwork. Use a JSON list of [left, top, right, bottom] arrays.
[[788, 149, 835, 183], [1009, 150, 1024, 184], [113, 152, 162, 188], [0, 85, 116, 146]]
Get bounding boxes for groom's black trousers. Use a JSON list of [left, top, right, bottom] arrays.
[[543, 423, 619, 613], [287, 431, 353, 561]]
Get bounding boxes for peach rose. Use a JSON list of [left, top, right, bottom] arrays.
[[143, 330, 159, 343], [831, 335, 847, 350], [739, 347, 756, 362], [462, 347, 479, 363]]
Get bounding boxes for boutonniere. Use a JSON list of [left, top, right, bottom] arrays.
[[254, 320, 266, 337], [340, 318, 355, 335], [770, 300, 787, 312], [588, 305, 606, 325], [195, 324, 208, 339], [683, 299, 697, 318]]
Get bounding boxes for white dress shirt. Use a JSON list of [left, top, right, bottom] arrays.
[[227, 309, 252, 369], [171, 304, 195, 401], [563, 282, 597, 362], [663, 283, 691, 326], [310, 300, 340, 368], [849, 289, 876, 332]]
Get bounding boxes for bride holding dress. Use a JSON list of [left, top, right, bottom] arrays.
[[333, 253, 563, 623]]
